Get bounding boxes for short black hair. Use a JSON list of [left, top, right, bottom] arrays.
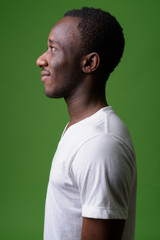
[[64, 7, 125, 81]]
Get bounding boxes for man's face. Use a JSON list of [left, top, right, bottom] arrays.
[[36, 17, 83, 99]]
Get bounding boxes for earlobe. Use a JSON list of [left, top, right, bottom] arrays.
[[81, 52, 100, 73]]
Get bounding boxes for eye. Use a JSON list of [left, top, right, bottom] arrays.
[[50, 46, 57, 51]]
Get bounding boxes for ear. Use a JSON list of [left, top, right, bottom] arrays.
[[81, 52, 100, 73]]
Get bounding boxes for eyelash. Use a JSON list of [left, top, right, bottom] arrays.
[[46, 46, 57, 52], [50, 46, 56, 52]]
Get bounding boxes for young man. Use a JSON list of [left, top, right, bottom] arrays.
[[36, 7, 137, 240]]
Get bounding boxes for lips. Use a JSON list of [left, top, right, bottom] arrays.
[[41, 69, 50, 76], [41, 69, 50, 82]]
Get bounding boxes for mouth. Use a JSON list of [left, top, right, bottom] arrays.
[[41, 69, 50, 82]]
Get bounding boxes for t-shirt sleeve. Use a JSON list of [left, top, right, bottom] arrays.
[[70, 134, 135, 220]]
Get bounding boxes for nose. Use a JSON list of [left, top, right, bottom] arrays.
[[36, 52, 48, 68]]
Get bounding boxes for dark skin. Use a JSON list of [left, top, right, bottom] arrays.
[[37, 16, 125, 240], [82, 218, 125, 240]]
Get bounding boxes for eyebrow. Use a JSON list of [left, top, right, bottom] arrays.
[[48, 39, 61, 47]]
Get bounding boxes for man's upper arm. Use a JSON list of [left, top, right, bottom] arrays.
[[71, 134, 135, 239], [71, 134, 133, 218], [81, 217, 125, 240]]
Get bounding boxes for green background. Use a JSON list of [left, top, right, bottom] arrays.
[[1, 0, 160, 239]]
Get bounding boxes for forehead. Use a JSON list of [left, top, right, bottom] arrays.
[[48, 17, 81, 48]]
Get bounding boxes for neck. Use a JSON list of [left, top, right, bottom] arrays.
[[64, 82, 108, 128]]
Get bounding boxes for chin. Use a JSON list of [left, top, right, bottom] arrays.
[[44, 88, 64, 99]]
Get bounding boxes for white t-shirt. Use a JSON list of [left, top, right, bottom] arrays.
[[44, 106, 137, 240]]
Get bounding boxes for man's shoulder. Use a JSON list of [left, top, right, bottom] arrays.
[[59, 107, 135, 159], [74, 131, 134, 162], [73, 107, 134, 152]]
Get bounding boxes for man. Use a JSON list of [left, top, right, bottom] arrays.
[[36, 7, 137, 240]]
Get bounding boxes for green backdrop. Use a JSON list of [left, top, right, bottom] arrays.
[[1, 0, 160, 239]]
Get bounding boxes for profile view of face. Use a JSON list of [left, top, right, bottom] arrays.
[[36, 17, 83, 99]]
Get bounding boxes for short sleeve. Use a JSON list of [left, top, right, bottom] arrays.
[[70, 134, 135, 220]]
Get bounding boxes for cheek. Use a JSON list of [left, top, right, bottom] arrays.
[[49, 53, 82, 87], [51, 60, 71, 80], [45, 63, 68, 90], [50, 54, 68, 72]]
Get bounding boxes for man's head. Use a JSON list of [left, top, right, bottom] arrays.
[[37, 7, 124, 99]]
